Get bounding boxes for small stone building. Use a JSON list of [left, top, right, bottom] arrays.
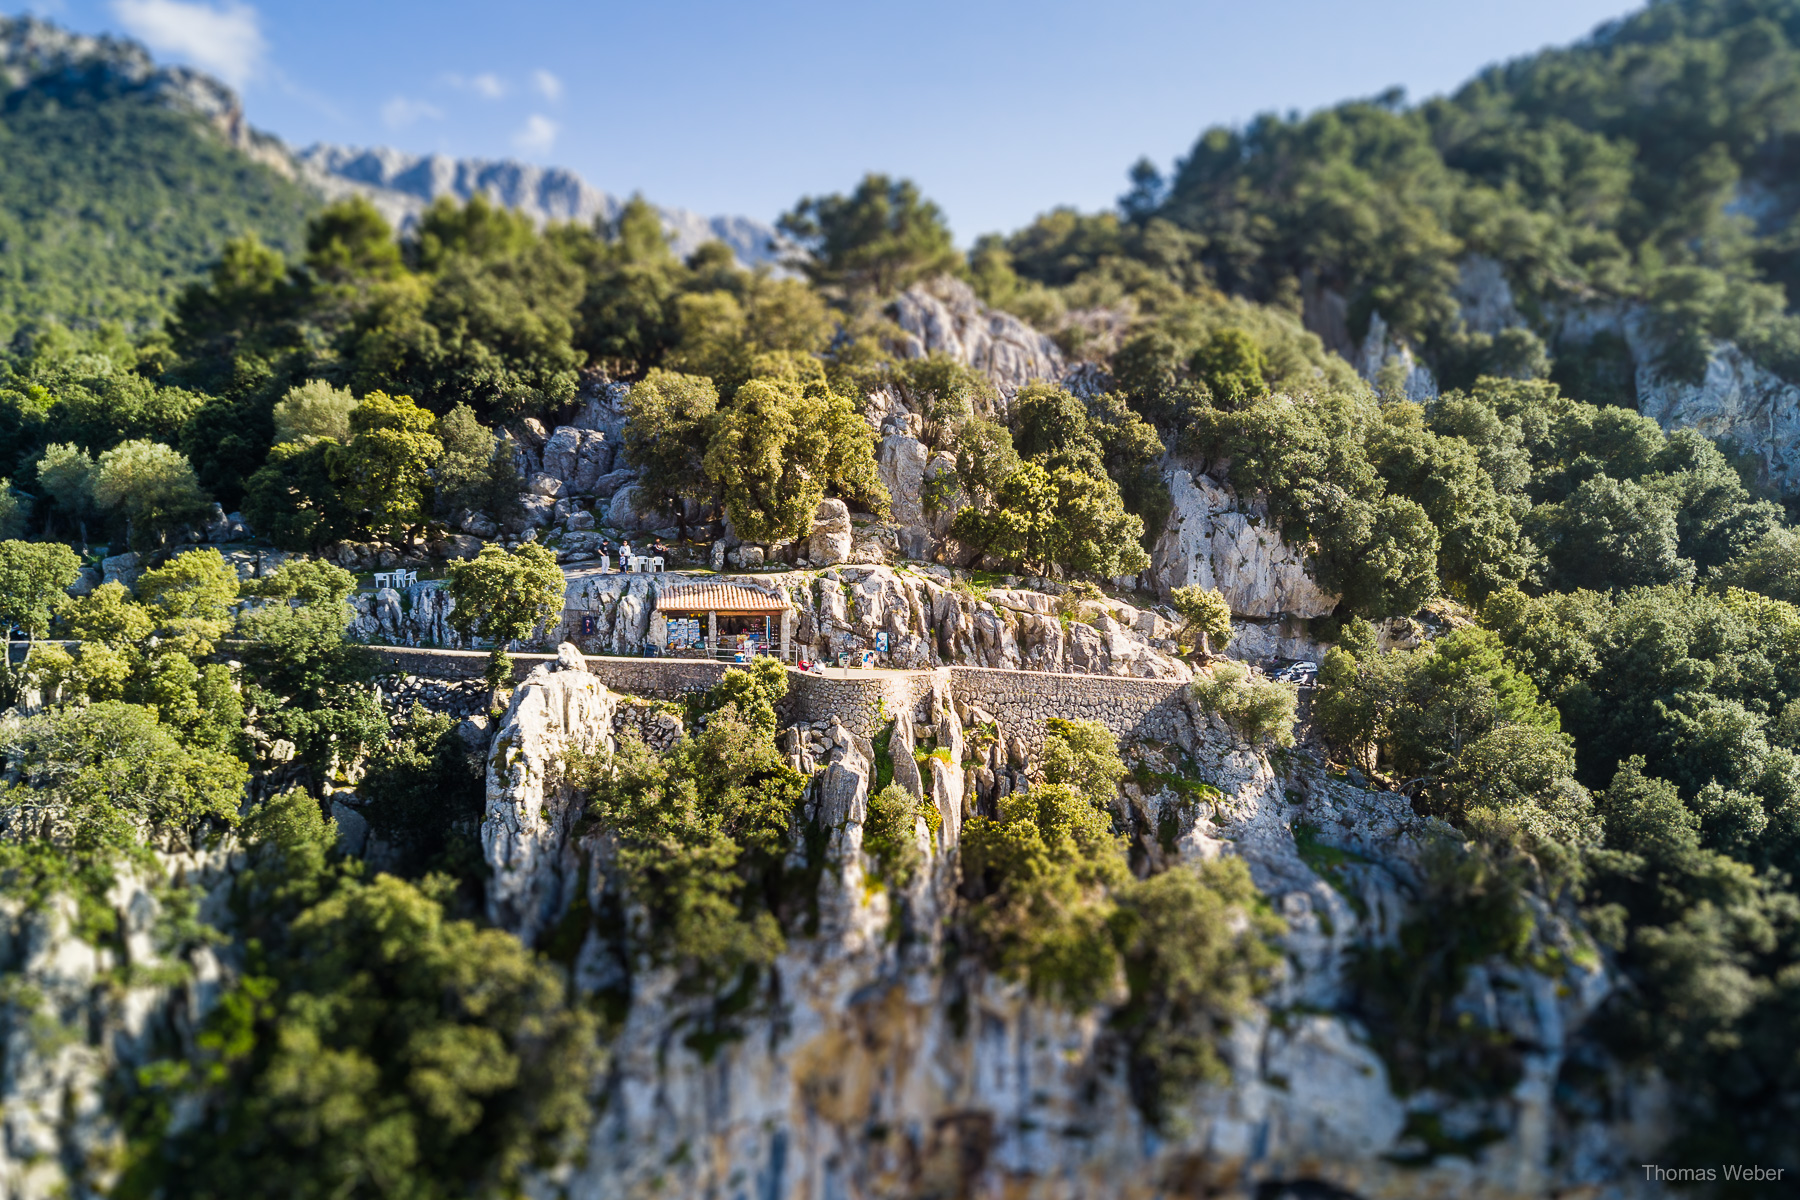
[[653, 582, 793, 658]]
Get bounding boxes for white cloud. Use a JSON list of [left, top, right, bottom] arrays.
[[381, 96, 442, 130], [443, 71, 507, 99], [111, 0, 265, 88], [512, 113, 558, 154], [531, 68, 562, 102]]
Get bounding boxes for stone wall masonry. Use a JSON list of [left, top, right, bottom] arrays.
[[945, 667, 1190, 753], [783, 670, 938, 740], [369, 645, 1196, 751]]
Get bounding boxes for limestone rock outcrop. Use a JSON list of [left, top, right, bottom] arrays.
[[1148, 468, 1339, 618], [807, 498, 854, 566], [482, 651, 617, 944], [540, 425, 614, 494], [1636, 339, 1800, 493], [890, 276, 1068, 398], [536, 668, 1625, 1200]]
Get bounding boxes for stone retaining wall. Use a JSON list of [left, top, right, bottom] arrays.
[[369, 646, 1196, 750], [945, 667, 1189, 752], [784, 671, 938, 739]]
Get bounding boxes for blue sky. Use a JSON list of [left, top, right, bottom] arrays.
[[11, 0, 1641, 238]]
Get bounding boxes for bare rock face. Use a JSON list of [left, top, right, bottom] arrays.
[[511, 494, 557, 533], [350, 579, 467, 648], [890, 276, 1067, 398], [877, 433, 930, 527], [1637, 339, 1800, 493], [546, 675, 1628, 1200], [1149, 468, 1339, 619], [606, 485, 657, 532], [460, 510, 499, 539], [541, 425, 613, 494], [100, 550, 143, 589], [808, 499, 854, 566], [590, 469, 638, 500], [1355, 310, 1439, 402], [482, 668, 617, 945]]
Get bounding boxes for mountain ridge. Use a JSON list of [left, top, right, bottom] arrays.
[[0, 15, 789, 286], [292, 142, 791, 269]]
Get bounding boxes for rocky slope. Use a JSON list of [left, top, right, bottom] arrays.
[[469, 649, 1659, 1199], [0, 645, 1674, 1199]]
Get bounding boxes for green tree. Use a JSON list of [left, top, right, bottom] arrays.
[[304, 196, 403, 286], [170, 234, 296, 360], [36, 442, 98, 539], [0, 701, 246, 912], [271, 379, 356, 445], [158, 858, 598, 1199], [578, 697, 805, 989], [413, 194, 538, 270], [704, 365, 886, 543], [951, 461, 1149, 579], [779, 173, 961, 297], [1527, 474, 1694, 592], [1189, 660, 1298, 748], [0, 539, 80, 643], [1170, 585, 1233, 655], [239, 560, 383, 774], [243, 441, 358, 552], [622, 370, 719, 528], [961, 778, 1129, 1006], [92, 440, 210, 548], [1110, 858, 1284, 1130], [445, 544, 565, 687], [1187, 328, 1268, 405], [136, 548, 241, 656], [434, 402, 521, 519], [328, 392, 443, 544]]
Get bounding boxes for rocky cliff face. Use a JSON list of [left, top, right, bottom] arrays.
[[890, 277, 1079, 401], [1631, 333, 1800, 494], [0, 848, 238, 1200], [564, 564, 1194, 681], [1149, 469, 1338, 620], [473, 654, 1654, 1199], [483, 657, 617, 945]]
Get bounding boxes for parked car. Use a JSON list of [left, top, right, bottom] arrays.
[[1272, 660, 1318, 684]]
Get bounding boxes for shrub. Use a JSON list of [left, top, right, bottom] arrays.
[[1189, 661, 1297, 748], [863, 783, 925, 890], [1110, 858, 1285, 1130]]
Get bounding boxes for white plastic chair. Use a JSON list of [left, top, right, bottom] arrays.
[[651, 556, 665, 573]]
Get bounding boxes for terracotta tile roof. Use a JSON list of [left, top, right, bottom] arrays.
[[654, 582, 789, 614]]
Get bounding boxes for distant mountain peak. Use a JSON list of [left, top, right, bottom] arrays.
[[294, 143, 792, 270]]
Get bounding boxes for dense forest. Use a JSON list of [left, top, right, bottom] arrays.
[[0, 48, 318, 347], [981, 0, 1800, 398], [2, 0, 1800, 1192]]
